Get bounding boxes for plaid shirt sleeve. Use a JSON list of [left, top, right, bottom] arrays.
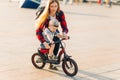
[[36, 11, 68, 43], [36, 19, 49, 43], [59, 10, 68, 34], [36, 28, 45, 43]]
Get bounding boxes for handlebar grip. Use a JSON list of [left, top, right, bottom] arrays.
[[62, 36, 70, 40], [50, 36, 70, 45]]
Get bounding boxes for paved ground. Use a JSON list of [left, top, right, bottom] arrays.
[[0, 1, 120, 80]]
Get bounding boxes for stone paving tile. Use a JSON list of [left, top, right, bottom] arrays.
[[1, 1, 120, 80], [100, 70, 120, 80], [86, 63, 120, 74], [78, 70, 114, 80]]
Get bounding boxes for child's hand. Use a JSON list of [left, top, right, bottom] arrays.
[[49, 41, 54, 46], [43, 42, 50, 49], [51, 41, 54, 44]]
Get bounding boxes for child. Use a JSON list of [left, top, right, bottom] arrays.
[[41, 19, 67, 60]]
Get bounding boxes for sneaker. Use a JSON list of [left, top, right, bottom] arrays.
[[48, 55, 54, 60], [49, 64, 58, 70]]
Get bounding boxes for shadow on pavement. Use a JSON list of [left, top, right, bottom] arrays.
[[76, 70, 114, 80], [41, 68, 87, 80], [39, 69, 114, 80]]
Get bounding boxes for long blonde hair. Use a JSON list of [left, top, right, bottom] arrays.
[[35, 0, 60, 29]]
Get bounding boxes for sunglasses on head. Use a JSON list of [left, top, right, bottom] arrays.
[[53, 21, 59, 27], [53, 24, 59, 27], [50, 24, 58, 27]]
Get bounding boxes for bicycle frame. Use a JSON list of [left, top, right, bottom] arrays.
[[38, 39, 71, 64]]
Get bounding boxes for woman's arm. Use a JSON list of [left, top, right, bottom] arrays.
[[56, 34, 63, 38], [36, 19, 49, 43], [56, 34, 69, 40], [36, 28, 45, 43], [59, 10, 69, 34]]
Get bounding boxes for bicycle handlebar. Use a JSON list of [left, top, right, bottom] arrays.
[[49, 36, 70, 45]]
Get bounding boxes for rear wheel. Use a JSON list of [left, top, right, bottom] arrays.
[[62, 58, 78, 77], [31, 53, 45, 69]]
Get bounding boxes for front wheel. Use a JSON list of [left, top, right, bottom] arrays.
[[62, 58, 78, 77], [31, 53, 46, 69]]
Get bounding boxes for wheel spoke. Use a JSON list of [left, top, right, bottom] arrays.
[[65, 62, 70, 69]]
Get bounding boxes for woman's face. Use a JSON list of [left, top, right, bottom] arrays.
[[49, 2, 58, 14]]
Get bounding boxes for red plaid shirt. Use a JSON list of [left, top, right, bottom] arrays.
[[36, 10, 68, 43]]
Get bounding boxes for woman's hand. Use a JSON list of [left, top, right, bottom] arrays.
[[62, 35, 69, 40]]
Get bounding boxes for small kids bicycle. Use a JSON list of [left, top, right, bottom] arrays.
[[31, 37, 78, 77]]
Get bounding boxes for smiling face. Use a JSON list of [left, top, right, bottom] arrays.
[[49, 2, 58, 14]]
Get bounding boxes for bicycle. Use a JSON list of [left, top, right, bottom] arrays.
[[31, 37, 78, 77]]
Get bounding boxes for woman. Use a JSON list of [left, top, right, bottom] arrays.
[[35, 0, 69, 70]]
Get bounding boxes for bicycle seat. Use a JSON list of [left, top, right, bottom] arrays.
[[39, 48, 49, 54]]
